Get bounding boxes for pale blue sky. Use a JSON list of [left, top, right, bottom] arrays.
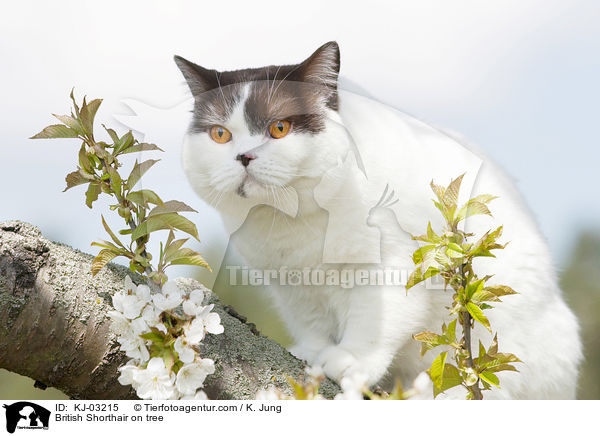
[[1, 0, 598, 273]]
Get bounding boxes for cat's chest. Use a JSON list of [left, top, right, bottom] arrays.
[[228, 205, 328, 268]]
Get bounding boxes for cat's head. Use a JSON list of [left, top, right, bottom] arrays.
[[175, 42, 351, 211]]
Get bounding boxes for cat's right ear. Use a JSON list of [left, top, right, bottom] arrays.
[[174, 55, 217, 97]]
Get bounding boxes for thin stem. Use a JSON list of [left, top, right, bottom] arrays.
[[461, 310, 483, 400], [84, 135, 158, 289], [459, 260, 483, 400]]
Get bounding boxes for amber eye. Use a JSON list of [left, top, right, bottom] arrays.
[[210, 125, 232, 144], [268, 120, 291, 139]]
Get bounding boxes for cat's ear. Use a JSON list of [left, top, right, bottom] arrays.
[[299, 41, 340, 91], [174, 55, 218, 97]]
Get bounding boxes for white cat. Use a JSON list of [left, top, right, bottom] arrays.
[[175, 42, 582, 399]]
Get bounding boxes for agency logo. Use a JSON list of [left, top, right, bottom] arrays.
[[2, 402, 50, 434]]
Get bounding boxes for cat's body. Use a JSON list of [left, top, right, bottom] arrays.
[[175, 42, 582, 399]]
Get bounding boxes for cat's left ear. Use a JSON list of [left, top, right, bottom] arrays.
[[174, 55, 218, 98], [298, 41, 340, 96]]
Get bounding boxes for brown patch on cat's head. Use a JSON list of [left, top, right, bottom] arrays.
[[174, 42, 340, 135]]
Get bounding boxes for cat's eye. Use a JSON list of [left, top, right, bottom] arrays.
[[268, 120, 291, 139], [210, 125, 232, 144]]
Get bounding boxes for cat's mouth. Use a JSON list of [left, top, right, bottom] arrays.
[[236, 174, 262, 198]]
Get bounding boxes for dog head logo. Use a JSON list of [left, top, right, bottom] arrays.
[[3, 402, 50, 433]]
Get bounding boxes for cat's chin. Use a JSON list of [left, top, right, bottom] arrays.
[[235, 175, 267, 199]]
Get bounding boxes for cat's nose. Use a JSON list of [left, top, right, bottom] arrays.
[[236, 153, 256, 167]]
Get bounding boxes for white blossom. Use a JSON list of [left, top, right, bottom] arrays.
[[175, 360, 215, 396], [152, 280, 184, 312], [133, 357, 177, 400], [112, 290, 147, 320], [130, 317, 150, 336], [142, 305, 167, 333], [183, 317, 206, 344], [198, 304, 224, 335], [180, 390, 208, 400], [108, 311, 150, 362], [182, 289, 205, 316], [334, 373, 367, 400], [255, 386, 284, 400], [174, 336, 195, 364], [117, 361, 141, 386], [112, 277, 224, 401]]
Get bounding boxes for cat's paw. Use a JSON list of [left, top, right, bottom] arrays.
[[314, 346, 367, 384], [288, 344, 320, 363]]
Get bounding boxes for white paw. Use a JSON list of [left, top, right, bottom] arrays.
[[314, 346, 366, 383], [288, 344, 320, 363]]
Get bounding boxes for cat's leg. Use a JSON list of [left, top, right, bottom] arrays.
[[269, 287, 337, 364], [314, 286, 431, 387]]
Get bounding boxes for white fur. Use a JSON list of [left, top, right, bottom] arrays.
[[182, 88, 582, 399]]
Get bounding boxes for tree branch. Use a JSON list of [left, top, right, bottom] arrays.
[[0, 221, 340, 400]]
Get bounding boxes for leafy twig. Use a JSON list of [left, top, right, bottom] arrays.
[[31, 90, 210, 286], [407, 174, 521, 399]]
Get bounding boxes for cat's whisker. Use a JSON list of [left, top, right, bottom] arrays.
[[267, 65, 282, 106], [270, 63, 303, 102]]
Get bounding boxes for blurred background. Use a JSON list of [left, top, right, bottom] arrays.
[[0, 0, 598, 399]]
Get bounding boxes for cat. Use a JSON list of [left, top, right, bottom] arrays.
[[175, 41, 582, 399]]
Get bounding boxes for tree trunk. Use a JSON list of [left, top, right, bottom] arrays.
[[0, 221, 340, 399]]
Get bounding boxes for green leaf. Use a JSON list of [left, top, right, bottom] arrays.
[[446, 242, 464, 259], [406, 266, 423, 290], [103, 125, 120, 144], [430, 181, 445, 203], [412, 244, 435, 264], [70, 88, 80, 116], [456, 199, 493, 222], [465, 278, 485, 300], [106, 165, 122, 196], [441, 174, 464, 209], [429, 352, 463, 398], [484, 285, 517, 297], [78, 97, 101, 138], [479, 371, 500, 387], [114, 131, 135, 155], [162, 238, 189, 263], [412, 223, 441, 244], [126, 189, 163, 207], [467, 226, 505, 258], [168, 248, 211, 271], [131, 212, 199, 241], [31, 124, 79, 139], [414, 331, 449, 357], [429, 351, 447, 389], [466, 302, 491, 332], [140, 331, 166, 344], [91, 240, 119, 250], [86, 99, 102, 126], [471, 290, 501, 303], [422, 248, 439, 273], [53, 114, 84, 134], [63, 170, 88, 191], [423, 266, 440, 281], [85, 182, 101, 208], [120, 142, 163, 154], [91, 249, 118, 276], [148, 200, 197, 217], [78, 144, 94, 173], [101, 215, 125, 248], [126, 159, 159, 190], [446, 318, 457, 343]]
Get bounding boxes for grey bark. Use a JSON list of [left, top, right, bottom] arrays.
[[0, 221, 340, 400]]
